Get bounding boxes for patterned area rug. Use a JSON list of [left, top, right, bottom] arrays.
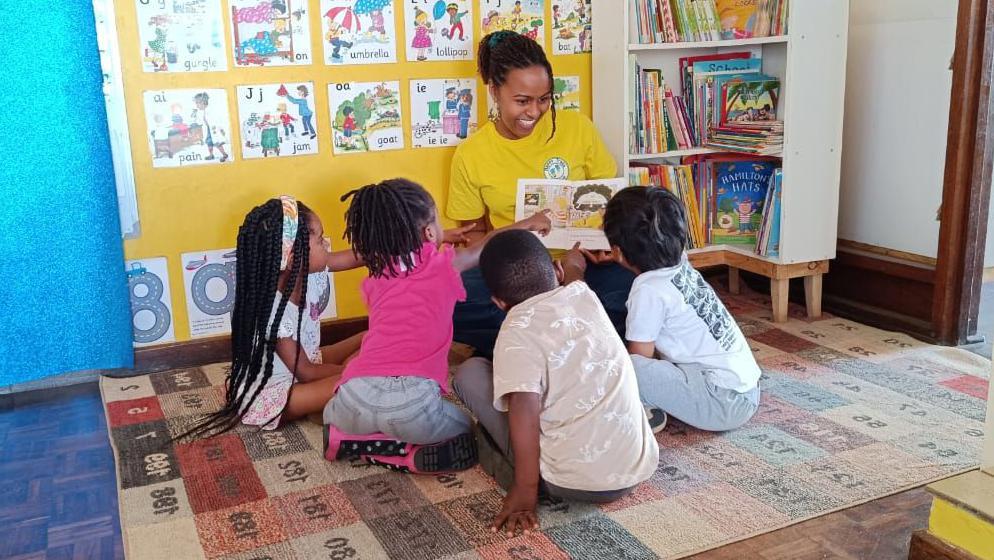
[[101, 289, 990, 560]]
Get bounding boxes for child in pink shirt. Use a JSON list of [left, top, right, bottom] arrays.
[[323, 178, 550, 473]]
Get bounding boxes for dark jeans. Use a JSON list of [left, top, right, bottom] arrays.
[[453, 263, 636, 359]]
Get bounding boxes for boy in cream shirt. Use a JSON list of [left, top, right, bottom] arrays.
[[453, 230, 658, 535]]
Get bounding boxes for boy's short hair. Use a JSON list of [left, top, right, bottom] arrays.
[[480, 230, 559, 308], [603, 187, 689, 272]]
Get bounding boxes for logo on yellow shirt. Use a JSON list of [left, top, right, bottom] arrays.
[[544, 156, 569, 180]]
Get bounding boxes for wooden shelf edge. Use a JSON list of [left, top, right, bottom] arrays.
[[688, 248, 829, 280], [629, 35, 789, 51]]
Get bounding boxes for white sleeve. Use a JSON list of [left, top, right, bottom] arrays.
[[492, 328, 545, 412], [625, 284, 668, 343]]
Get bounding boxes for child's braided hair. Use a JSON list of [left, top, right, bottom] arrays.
[[341, 178, 436, 279], [178, 199, 311, 439], [478, 30, 557, 141]]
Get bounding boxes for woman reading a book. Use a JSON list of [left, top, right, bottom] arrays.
[[446, 31, 633, 357]]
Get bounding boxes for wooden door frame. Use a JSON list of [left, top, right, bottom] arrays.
[[932, 0, 994, 345]]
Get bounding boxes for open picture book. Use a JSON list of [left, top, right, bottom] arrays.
[[515, 178, 628, 250]]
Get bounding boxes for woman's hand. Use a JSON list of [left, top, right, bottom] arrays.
[[443, 223, 477, 245], [491, 484, 539, 536], [521, 210, 553, 236]]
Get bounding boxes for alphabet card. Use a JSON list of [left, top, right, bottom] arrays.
[[236, 82, 319, 159], [144, 89, 233, 168], [182, 248, 337, 337], [229, 0, 314, 67], [552, 0, 591, 54], [409, 78, 477, 148], [480, 0, 544, 43], [320, 0, 397, 65], [328, 81, 404, 154], [135, 0, 227, 73], [404, 0, 473, 62], [126, 257, 176, 347], [182, 248, 237, 338], [554, 75, 581, 112]]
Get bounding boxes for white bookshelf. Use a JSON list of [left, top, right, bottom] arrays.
[[592, 0, 850, 322]]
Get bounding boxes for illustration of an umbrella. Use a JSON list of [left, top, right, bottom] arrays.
[[353, 0, 391, 15], [325, 6, 361, 32]]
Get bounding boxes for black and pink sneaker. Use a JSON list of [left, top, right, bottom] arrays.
[[323, 425, 407, 462], [361, 432, 479, 474]]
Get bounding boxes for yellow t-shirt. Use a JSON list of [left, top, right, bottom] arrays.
[[446, 110, 617, 230]]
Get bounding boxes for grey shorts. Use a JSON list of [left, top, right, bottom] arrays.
[[324, 376, 472, 445], [631, 355, 760, 432]]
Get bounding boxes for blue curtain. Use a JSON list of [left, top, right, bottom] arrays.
[[0, 2, 134, 385]]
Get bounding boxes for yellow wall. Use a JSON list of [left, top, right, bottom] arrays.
[[116, 1, 592, 342]]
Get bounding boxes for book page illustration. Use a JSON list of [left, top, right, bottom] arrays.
[[230, 0, 313, 66], [404, 0, 473, 62], [516, 178, 625, 250], [481, 0, 545, 43], [321, 0, 397, 65], [236, 82, 319, 159], [136, 0, 227, 73], [144, 89, 233, 167], [552, 0, 591, 55], [126, 257, 176, 347], [410, 78, 477, 148], [328, 81, 404, 154]]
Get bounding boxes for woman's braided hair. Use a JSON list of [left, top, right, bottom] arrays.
[[478, 30, 557, 141]]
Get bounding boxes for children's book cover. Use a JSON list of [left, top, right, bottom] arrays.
[[144, 89, 233, 168], [236, 82, 319, 159], [182, 248, 337, 338], [552, 0, 591, 55], [721, 76, 780, 123], [136, 0, 227, 73], [126, 257, 176, 347], [320, 0, 397, 65], [481, 0, 545, 43], [404, 0, 473, 62], [229, 0, 313, 67], [410, 79, 477, 148], [328, 81, 404, 154], [711, 160, 776, 245], [715, 0, 760, 39], [516, 178, 626, 250]]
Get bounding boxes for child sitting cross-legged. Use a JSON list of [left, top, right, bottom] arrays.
[[600, 187, 762, 432], [453, 230, 658, 535]]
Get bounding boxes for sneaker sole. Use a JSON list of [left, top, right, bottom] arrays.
[[413, 432, 479, 473], [323, 427, 408, 461]]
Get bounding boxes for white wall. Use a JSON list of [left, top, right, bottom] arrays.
[[838, 0, 957, 259]]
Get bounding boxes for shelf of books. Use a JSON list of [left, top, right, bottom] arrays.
[[592, 0, 849, 322]]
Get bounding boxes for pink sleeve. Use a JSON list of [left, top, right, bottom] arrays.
[[441, 244, 467, 302]]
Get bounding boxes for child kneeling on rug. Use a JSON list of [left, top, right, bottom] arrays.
[[453, 230, 658, 535], [322, 178, 552, 474], [602, 187, 761, 432]]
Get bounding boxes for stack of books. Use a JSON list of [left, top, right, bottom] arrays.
[[630, 56, 694, 154], [634, 0, 788, 44], [756, 168, 782, 256], [707, 121, 784, 156]]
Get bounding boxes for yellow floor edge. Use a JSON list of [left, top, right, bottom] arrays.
[[929, 498, 994, 560]]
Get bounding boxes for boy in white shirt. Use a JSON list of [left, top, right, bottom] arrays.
[[599, 187, 761, 431], [453, 230, 658, 536]]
